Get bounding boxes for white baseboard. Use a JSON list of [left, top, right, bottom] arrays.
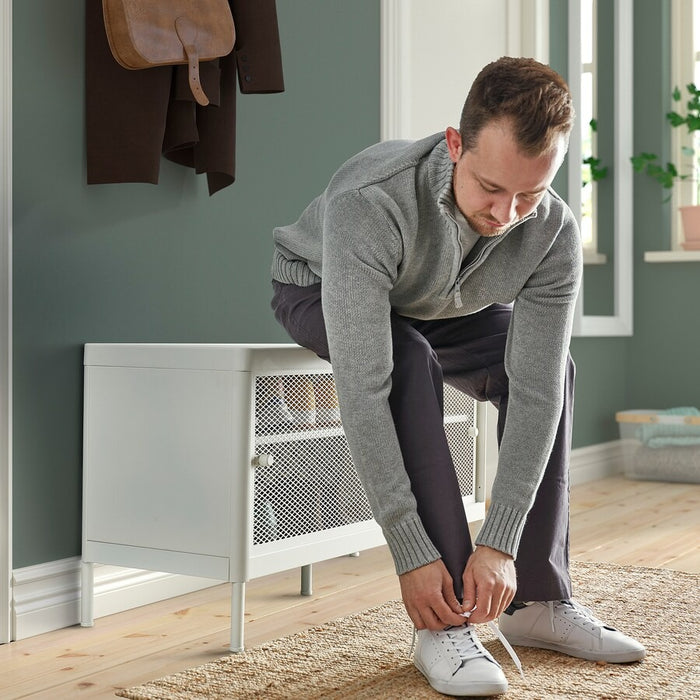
[[569, 439, 627, 486], [12, 557, 219, 641], [11, 440, 627, 641]]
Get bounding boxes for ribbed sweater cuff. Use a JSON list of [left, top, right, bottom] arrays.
[[271, 250, 321, 286], [474, 503, 528, 558], [384, 516, 441, 575]]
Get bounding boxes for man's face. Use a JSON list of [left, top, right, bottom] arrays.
[[446, 121, 567, 237]]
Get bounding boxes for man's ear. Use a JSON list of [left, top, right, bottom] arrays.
[[445, 126, 463, 164]]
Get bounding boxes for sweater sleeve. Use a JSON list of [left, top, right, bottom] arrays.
[[320, 190, 442, 574], [475, 208, 582, 557]]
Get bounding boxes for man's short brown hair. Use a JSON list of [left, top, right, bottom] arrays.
[[459, 56, 574, 157]]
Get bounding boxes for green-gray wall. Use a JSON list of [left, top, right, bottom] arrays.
[[12, 0, 380, 568], [11, 0, 699, 569]]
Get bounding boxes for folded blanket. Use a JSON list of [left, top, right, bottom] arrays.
[[636, 406, 700, 447]]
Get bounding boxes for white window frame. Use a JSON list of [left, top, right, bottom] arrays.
[[580, 0, 606, 264], [569, 0, 634, 337], [671, 0, 697, 249]]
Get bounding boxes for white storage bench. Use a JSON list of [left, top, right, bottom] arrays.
[[81, 343, 486, 651]]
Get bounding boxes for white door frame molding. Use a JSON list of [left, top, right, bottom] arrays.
[[0, 0, 13, 645], [380, 0, 549, 141]]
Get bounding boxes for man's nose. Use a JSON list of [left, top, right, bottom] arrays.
[[491, 195, 517, 225]]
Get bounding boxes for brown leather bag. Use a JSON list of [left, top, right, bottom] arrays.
[[102, 0, 235, 106]]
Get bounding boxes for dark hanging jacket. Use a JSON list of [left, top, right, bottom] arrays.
[[85, 0, 285, 195]]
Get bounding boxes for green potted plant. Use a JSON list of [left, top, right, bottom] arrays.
[[583, 118, 608, 185], [631, 83, 700, 250]]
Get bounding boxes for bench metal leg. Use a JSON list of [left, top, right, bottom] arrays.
[[300, 564, 312, 596], [230, 581, 245, 652]]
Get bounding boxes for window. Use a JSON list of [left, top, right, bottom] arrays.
[[579, 0, 606, 263], [671, 0, 700, 246], [567, 0, 634, 335], [580, 0, 595, 254]]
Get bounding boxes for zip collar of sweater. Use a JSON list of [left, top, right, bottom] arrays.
[[425, 135, 539, 308]]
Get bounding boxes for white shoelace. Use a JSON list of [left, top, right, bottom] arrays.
[[410, 614, 524, 679], [547, 599, 610, 636], [483, 618, 525, 678]]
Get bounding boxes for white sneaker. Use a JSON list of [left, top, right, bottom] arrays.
[[499, 599, 646, 663], [413, 624, 508, 697]]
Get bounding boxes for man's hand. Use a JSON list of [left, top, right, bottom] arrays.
[[461, 545, 516, 624], [399, 559, 467, 630]]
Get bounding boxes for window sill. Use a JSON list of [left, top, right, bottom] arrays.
[[644, 250, 700, 262], [583, 251, 607, 265]]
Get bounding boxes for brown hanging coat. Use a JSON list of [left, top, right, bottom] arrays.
[[85, 0, 285, 195]]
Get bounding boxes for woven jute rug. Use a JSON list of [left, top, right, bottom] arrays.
[[116, 561, 699, 699]]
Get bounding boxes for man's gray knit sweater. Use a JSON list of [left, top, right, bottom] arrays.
[[272, 133, 582, 575]]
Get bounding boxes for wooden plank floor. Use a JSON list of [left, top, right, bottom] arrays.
[[2, 476, 699, 699]]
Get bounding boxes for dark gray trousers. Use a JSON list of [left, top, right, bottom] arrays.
[[271, 281, 573, 602]]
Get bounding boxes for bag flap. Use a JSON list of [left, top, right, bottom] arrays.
[[103, 0, 235, 69]]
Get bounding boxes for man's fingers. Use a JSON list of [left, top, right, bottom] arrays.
[[399, 559, 476, 630], [470, 591, 495, 622], [410, 592, 468, 629], [469, 578, 517, 622], [496, 587, 515, 617], [407, 601, 456, 630], [470, 584, 516, 622], [405, 604, 427, 630], [399, 560, 469, 630], [432, 597, 469, 628], [461, 571, 477, 613], [460, 546, 517, 623], [442, 576, 463, 615]]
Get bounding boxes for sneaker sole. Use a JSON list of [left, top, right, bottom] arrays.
[[503, 635, 646, 663], [413, 660, 508, 697]]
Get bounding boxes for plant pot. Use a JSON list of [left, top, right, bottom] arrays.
[[679, 205, 700, 250]]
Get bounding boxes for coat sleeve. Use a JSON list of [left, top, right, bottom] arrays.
[[231, 0, 285, 94], [86, 0, 284, 193]]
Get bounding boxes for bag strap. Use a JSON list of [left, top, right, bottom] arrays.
[[175, 16, 209, 106]]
